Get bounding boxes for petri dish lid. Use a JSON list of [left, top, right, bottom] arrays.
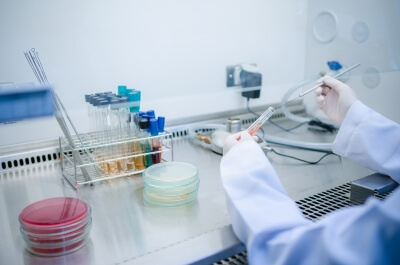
[[143, 162, 198, 187], [19, 197, 89, 228]]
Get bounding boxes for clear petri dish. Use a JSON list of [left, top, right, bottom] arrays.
[[143, 162, 198, 187], [142, 162, 200, 206], [143, 178, 200, 196], [19, 197, 90, 234], [143, 189, 199, 207]]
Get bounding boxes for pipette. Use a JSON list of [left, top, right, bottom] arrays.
[[247, 106, 275, 135], [246, 63, 360, 136], [282, 63, 361, 107]]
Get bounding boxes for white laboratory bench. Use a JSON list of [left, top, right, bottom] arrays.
[[0, 109, 373, 265]]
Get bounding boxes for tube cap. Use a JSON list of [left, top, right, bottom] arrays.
[[127, 91, 141, 113], [157, 116, 165, 133], [139, 118, 149, 130], [84, 94, 92, 102], [118, 85, 127, 95], [149, 118, 158, 136], [147, 110, 155, 117]]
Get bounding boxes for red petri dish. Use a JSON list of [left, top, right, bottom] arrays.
[[25, 234, 90, 257], [19, 197, 89, 234], [21, 218, 92, 245]]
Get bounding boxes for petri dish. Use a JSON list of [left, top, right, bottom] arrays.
[[143, 162, 198, 187], [142, 162, 200, 206], [23, 232, 91, 257], [19, 197, 92, 257], [20, 218, 92, 245], [19, 197, 89, 234], [143, 189, 199, 207]]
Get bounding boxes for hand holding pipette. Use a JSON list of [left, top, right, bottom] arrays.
[[244, 63, 360, 136], [282, 63, 360, 107], [315, 76, 358, 125]]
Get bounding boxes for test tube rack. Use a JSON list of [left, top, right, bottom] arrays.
[[59, 131, 173, 189]]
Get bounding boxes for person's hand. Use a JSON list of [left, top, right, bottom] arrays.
[[315, 76, 358, 125], [223, 130, 258, 155]]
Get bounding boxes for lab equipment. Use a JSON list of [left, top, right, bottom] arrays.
[[226, 117, 242, 134], [246, 106, 275, 135], [19, 197, 92, 257], [350, 173, 399, 204], [24, 48, 94, 181], [23, 48, 173, 188], [282, 63, 360, 107], [142, 162, 200, 206]]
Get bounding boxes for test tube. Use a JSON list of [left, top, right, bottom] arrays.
[[105, 98, 120, 176], [118, 96, 130, 172], [98, 99, 110, 173], [247, 107, 275, 135], [139, 119, 153, 168], [149, 118, 161, 164]]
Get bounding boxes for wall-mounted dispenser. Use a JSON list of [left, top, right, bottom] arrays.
[[226, 63, 262, 99]]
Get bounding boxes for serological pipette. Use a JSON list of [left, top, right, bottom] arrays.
[[246, 63, 360, 136], [247, 107, 275, 135], [281, 63, 361, 107]]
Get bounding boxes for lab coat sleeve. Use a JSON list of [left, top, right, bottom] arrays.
[[220, 141, 310, 262], [220, 140, 400, 265], [333, 100, 400, 182]]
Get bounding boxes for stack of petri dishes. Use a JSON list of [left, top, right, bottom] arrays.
[[143, 162, 200, 206], [19, 197, 92, 257]]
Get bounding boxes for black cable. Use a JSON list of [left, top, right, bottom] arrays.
[[269, 119, 308, 132], [270, 148, 336, 164], [246, 98, 335, 164]]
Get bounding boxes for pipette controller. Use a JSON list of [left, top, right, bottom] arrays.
[[247, 106, 275, 135], [282, 63, 361, 107]]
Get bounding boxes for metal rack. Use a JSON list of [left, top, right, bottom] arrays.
[[60, 131, 173, 189]]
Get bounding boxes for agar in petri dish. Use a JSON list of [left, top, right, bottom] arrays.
[[19, 197, 92, 256], [142, 162, 200, 206], [20, 197, 89, 226]]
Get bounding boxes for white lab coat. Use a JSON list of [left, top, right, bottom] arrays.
[[220, 101, 400, 265]]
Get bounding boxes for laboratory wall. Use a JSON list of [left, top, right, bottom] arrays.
[[303, 0, 400, 123], [0, 0, 309, 146]]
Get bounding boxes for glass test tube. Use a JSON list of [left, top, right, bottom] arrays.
[[135, 118, 150, 169], [149, 118, 161, 164], [106, 98, 122, 176], [118, 97, 130, 172], [98, 100, 110, 173], [247, 107, 275, 135]]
